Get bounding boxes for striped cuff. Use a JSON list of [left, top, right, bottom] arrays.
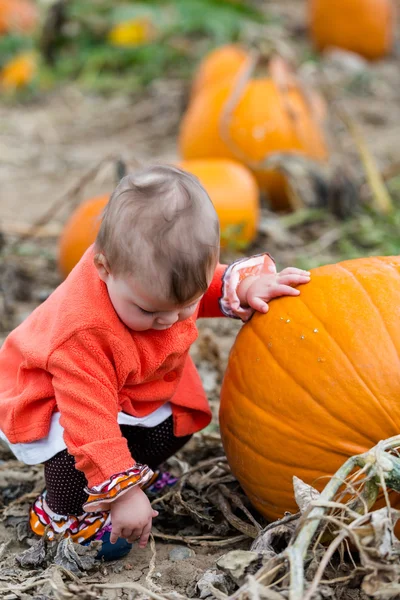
[[83, 464, 154, 512], [219, 253, 276, 322], [30, 492, 109, 544]]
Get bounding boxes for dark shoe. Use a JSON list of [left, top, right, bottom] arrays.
[[94, 529, 132, 561]]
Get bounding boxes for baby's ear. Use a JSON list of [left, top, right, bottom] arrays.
[[94, 253, 111, 282]]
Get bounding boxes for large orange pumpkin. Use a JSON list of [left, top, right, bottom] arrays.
[[58, 194, 109, 278], [309, 0, 395, 60], [0, 0, 38, 35], [179, 159, 259, 250], [220, 256, 400, 522], [58, 160, 259, 277], [190, 44, 248, 99], [179, 61, 327, 211]]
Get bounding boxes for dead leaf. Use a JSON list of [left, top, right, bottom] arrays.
[[250, 516, 298, 558], [358, 508, 400, 560], [293, 476, 321, 514], [54, 538, 100, 574], [216, 550, 262, 585], [16, 537, 47, 568], [196, 569, 232, 599]]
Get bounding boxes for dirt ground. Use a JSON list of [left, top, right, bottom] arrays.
[[0, 0, 400, 597]]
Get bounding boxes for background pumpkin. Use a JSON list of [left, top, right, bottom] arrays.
[[179, 71, 327, 211], [179, 159, 259, 250], [0, 0, 38, 35], [58, 194, 109, 278], [0, 52, 37, 90], [190, 44, 248, 99], [58, 159, 259, 277], [108, 17, 156, 47], [309, 0, 395, 60], [220, 255, 400, 522]]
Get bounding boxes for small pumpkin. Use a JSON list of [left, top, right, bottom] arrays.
[[309, 0, 395, 60], [108, 18, 155, 47], [220, 256, 400, 522], [179, 159, 260, 250], [179, 56, 327, 211], [190, 44, 248, 99], [0, 0, 38, 35], [58, 194, 109, 278], [0, 52, 36, 90]]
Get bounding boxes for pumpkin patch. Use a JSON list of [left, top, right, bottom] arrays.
[[4, 0, 400, 595], [220, 255, 400, 521]]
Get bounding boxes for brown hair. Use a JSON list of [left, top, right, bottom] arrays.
[[95, 164, 220, 304]]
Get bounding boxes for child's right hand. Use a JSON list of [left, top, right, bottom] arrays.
[[110, 485, 158, 548]]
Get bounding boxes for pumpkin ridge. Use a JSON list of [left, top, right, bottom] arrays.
[[224, 418, 343, 510], [337, 262, 400, 432], [338, 262, 400, 370], [248, 317, 373, 444], [291, 292, 396, 440], [223, 419, 324, 486], [224, 378, 345, 464]]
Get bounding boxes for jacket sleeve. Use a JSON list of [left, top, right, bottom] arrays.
[[198, 254, 275, 322], [197, 264, 227, 318], [47, 328, 149, 490]]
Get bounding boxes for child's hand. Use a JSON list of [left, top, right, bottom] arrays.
[[237, 256, 310, 314], [110, 485, 158, 548]]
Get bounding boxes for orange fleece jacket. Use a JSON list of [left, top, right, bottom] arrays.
[[0, 247, 228, 487]]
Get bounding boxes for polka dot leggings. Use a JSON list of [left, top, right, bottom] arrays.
[[44, 416, 191, 515]]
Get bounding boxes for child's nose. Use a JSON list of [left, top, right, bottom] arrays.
[[156, 313, 179, 326]]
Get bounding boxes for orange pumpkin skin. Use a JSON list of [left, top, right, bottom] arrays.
[[58, 194, 109, 278], [309, 0, 395, 60], [220, 256, 400, 522], [0, 0, 38, 35], [179, 78, 327, 211], [179, 159, 260, 249], [191, 44, 248, 99]]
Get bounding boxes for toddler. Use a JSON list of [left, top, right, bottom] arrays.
[[0, 165, 310, 560]]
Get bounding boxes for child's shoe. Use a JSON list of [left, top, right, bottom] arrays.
[[92, 524, 132, 561], [93, 470, 177, 559], [144, 469, 178, 499]]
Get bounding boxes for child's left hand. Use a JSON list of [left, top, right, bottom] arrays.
[[237, 256, 311, 314]]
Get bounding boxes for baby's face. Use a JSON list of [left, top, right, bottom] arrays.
[[104, 274, 204, 332]]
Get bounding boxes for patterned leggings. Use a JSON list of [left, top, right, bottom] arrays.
[[44, 416, 191, 515]]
